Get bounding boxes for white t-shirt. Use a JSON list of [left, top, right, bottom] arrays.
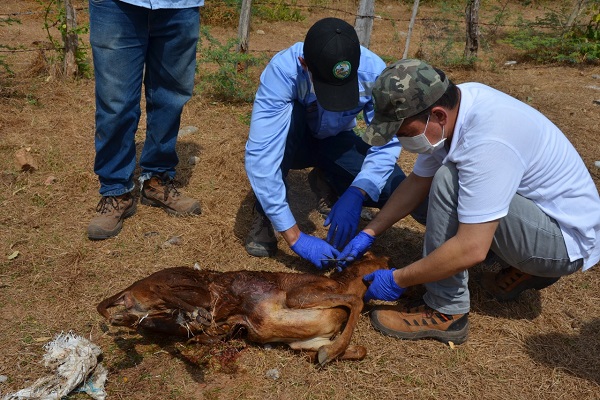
[[413, 82, 600, 271]]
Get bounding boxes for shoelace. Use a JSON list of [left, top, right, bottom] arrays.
[[153, 173, 181, 201], [404, 300, 453, 320], [96, 196, 121, 214], [161, 179, 181, 201]]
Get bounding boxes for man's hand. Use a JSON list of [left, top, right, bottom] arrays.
[[363, 269, 405, 302], [324, 186, 365, 249], [337, 231, 376, 268], [290, 232, 340, 270]]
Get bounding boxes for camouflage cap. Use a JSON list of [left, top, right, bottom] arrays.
[[363, 59, 449, 146]]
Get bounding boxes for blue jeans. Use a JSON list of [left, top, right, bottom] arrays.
[[89, 0, 200, 196], [423, 163, 583, 315], [255, 102, 428, 222]]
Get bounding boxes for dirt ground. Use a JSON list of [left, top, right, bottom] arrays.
[[1, 0, 600, 399]]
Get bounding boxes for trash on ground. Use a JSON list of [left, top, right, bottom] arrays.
[[1, 332, 107, 400]]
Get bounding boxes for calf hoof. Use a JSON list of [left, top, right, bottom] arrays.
[[316, 345, 367, 365], [317, 345, 335, 366]]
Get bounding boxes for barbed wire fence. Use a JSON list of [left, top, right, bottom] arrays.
[[1, 0, 597, 74]]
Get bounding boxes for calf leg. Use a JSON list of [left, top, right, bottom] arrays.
[[285, 288, 364, 365]]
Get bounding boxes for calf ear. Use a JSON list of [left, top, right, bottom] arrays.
[[96, 291, 127, 319]]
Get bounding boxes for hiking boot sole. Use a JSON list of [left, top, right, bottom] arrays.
[[140, 195, 201, 216], [245, 240, 277, 257], [370, 309, 469, 345], [87, 203, 137, 240]]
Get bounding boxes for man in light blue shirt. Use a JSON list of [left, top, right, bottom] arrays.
[[87, 0, 203, 240], [245, 18, 426, 268]]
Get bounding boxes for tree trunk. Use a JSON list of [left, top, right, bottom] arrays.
[[566, 0, 590, 29], [354, 0, 374, 48], [403, 0, 420, 59], [237, 0, 252, 54], [63, 0, 78, 77], [464, 0, 480, 59]]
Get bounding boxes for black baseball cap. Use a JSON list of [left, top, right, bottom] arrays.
[[303, 18, 361, 112]]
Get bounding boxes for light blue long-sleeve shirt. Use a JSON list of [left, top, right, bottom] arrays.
[[118, 0, 203, 9], [245, 42, 402, 232]]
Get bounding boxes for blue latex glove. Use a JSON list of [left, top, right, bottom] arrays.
[[290, 232, 340, 270], [324, 186, 365, 249], [337, 231, 376, 268], [363, 269, 406, 302]]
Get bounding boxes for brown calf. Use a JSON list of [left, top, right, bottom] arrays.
[[97, 253, 388, 365]]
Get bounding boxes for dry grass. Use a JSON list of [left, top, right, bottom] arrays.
[[1, 0, 600, 399]]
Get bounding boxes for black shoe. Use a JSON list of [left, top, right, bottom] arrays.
[[245, 211, 277, 257]]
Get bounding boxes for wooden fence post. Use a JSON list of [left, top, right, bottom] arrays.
[[63, 0, 78, 77], [464, 0, 480, 59], [354, 0, 374, 48], [237, 0, 252, 54], [403, 0, 420, 59]]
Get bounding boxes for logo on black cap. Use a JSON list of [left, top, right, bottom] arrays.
[[333, 61, 352, 80]]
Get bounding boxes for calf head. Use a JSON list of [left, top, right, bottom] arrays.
[[97, 267, 227, 339]]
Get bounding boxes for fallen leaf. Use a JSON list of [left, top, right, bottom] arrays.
[[14, 148, 38, 172], [7, 251, 19, 260]]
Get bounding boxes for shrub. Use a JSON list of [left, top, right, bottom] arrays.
[[196, 26, 267, 103], [503, 4, 600, 64]]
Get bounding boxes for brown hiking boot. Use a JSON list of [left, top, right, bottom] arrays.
[[370, 300, 469, 345], [141, 173, 201, 216], [307, 168, 337, 218], [245, 210, 277, 257], [481, 266, 560, 302], [88, 193, 137, 240]]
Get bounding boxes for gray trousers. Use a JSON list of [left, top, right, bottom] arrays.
[[422, 163, 583, 314]]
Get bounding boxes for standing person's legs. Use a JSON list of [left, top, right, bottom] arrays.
[[87, 0, 148, 239], [90, 0, 147, 196], [139, 7, 201, 216], [139, 7, 199, 180]]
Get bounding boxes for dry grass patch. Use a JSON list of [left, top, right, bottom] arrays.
[[1, 0, 599, 399]]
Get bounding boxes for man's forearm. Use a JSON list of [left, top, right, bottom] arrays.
[[392, 221, 499, 288]]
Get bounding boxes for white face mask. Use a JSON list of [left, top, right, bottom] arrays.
[[398, 114, 446, 154]]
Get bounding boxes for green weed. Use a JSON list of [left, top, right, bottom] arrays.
[[503, 4, 600, 64], [38, 0, 91, 78], [0, 16, 20, 75], [196, 26, 267, 103]]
